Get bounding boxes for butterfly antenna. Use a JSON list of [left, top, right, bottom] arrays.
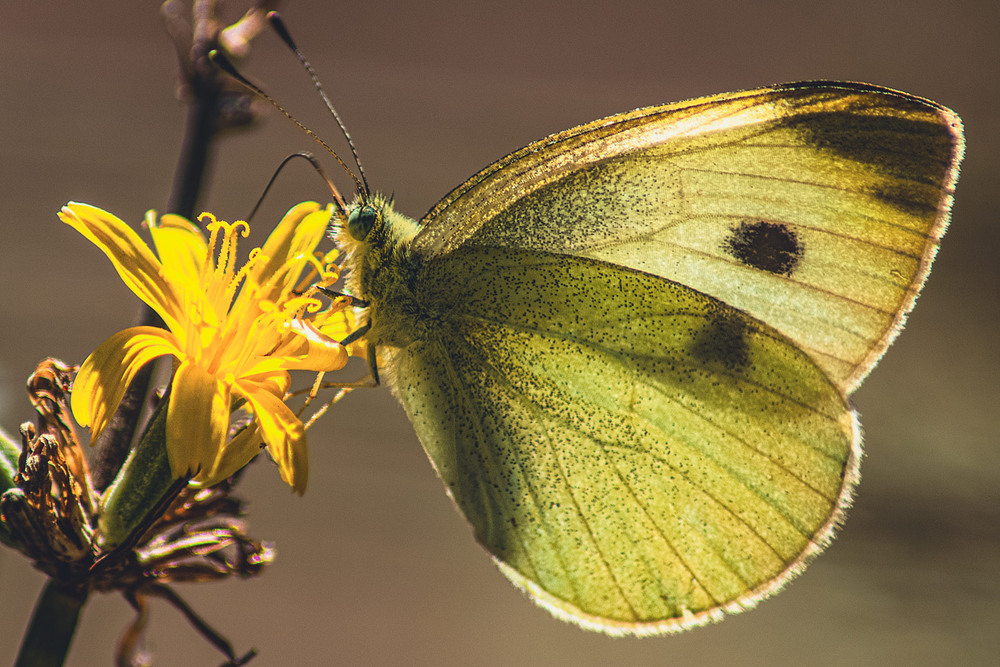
[[208, 49, 361, 210], [246, 152, 347, 222], [268, 11, 371, 199]]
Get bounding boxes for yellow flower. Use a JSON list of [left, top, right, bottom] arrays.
[[60, 201, 354, 494]]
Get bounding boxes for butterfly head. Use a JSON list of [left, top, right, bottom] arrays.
[[333, 193, 421, 309], [347, 204, 378, 241], [336, 194, 419, 251]]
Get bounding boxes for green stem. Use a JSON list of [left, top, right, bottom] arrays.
[[97, 396, 177, 550], [15, 580, 89, 667]]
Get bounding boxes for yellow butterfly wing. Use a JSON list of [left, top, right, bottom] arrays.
[[346, 81, 962, 633], [413, 81, 964, 393], [383, 245, 858, 633]]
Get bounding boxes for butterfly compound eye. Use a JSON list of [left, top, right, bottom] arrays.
[[347, 205, 377, 241]]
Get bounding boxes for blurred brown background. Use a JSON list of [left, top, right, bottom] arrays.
[[1, 1, 997, 664]]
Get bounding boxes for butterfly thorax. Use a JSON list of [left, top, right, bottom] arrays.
[[336, 194, 430, 348]]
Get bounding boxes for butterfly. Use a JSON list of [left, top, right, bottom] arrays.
[[331, 81, 963, 634]]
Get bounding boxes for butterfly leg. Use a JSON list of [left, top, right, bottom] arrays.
[[316, 285, 369, 308], [336, 320, 380, 386], [365, 341, 380, 387]]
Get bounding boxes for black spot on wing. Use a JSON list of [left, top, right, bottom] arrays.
[[723, 220, 803, 276], [690, 309, 751, 372]]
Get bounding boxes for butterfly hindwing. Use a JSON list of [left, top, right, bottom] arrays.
[[383, 245, 858, 632]]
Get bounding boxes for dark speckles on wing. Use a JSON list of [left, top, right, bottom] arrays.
[[464, 157, 678, 254], [722, 221, 803, 276], [394, 245, 854, 621]]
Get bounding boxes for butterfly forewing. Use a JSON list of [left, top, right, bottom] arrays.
[[383, 246, 858, 632], [414, 82, 963, 393]]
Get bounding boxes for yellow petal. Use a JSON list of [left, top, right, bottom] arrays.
[[59, 203, 186, 332], [272, 318, 349, 372], [167, 360, 231, 480], [313, 307, 366, 357], [245, 203, 331, 305], [196, 423, 264, 487], [240, 383, 308, 493], [72, 326, 181, 441], [238, 371, 290, 397], [147, 211, 209, 287]]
